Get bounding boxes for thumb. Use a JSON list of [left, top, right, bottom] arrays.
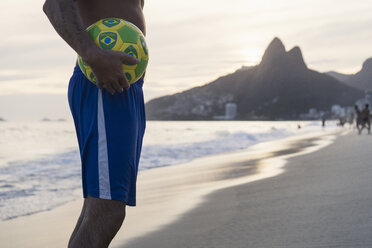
[[119, 51, 140, 65]]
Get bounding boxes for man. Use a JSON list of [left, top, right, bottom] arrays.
[[43, 0, 146, 247], [362, 104, 371, 134]]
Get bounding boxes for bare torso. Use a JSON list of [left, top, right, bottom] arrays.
[[74, 0, 146, 34], [75, 0, 146, 34], [73, 0, 145, 66]]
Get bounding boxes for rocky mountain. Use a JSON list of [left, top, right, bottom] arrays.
[[146, 37, 364, 120], [327, 58, 372, 91]]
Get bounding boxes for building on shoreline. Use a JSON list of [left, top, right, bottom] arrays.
[[213, 103, 237, 120]]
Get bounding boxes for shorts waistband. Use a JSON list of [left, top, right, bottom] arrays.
[[73, 65, 144, 87]]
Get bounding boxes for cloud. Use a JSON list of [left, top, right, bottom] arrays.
[[0, 74, 39, 82]]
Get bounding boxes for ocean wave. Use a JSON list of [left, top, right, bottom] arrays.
[[0, 121, 328, 220], [0, 151, 81, 220], [139, 128, 291, 170]]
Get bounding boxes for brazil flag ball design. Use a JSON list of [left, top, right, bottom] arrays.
[[77, 18, 149, 85]]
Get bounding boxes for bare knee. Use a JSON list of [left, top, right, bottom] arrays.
[[101, 205, 126, 229], [69, 197, 126, 248], [85, 196, 126, 227]]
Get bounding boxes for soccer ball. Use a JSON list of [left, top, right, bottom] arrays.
[[77, 18, 149, 85]]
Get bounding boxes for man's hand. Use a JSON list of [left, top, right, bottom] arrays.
[[84, 49, 140, 94]]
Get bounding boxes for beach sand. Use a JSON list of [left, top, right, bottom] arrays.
[[0, 128, 349, 247]]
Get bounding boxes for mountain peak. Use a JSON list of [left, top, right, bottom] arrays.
[[260, 37, 286, 67], [269, 37, 285, 50], [287, 46, 307, 69], [287, 46, 301, 56]]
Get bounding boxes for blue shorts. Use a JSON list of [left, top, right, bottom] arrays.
[[68, 65, 146, 206]]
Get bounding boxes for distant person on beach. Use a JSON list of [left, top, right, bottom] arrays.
[[362, 104, 371, 134], [322, 116, 326, 127], [43, 0, 146, 247], [321, 112, 330, 127], [355, 104, 370, 134]]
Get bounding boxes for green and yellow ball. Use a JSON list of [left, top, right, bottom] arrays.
[[77, 18, 149, 85]]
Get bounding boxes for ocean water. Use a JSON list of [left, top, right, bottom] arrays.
[[0, 120, 338, 220]]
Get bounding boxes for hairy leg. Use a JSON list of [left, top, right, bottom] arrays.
[[68, 196, 126, 248]]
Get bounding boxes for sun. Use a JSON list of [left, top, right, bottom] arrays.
[[242, 48, 263, 66]]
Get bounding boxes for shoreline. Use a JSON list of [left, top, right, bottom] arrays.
[[0, 128, 343, 247]]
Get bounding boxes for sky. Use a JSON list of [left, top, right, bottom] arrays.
[[0, 0, 372, 120]]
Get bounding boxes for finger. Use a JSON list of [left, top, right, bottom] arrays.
[[119, 52, 140, 65], [119, 76, 130, 90], [112, 79, 123, 93], [104, 82, 116, 95]]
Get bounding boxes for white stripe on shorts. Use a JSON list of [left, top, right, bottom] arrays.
[[97, 89, 111, 199]]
